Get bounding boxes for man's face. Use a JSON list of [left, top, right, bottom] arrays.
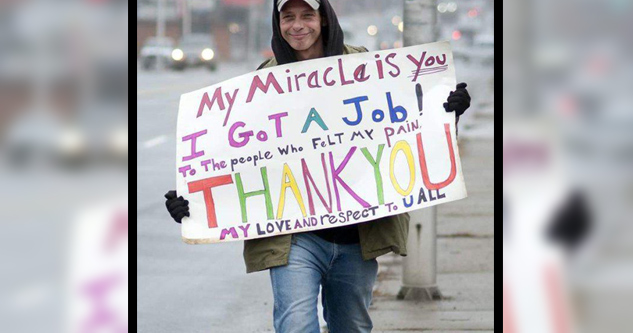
[[279, 0, 323, 54]]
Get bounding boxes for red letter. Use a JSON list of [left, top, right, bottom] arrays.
[[323, 67, 336, 86], [417, 123, 456, 190], [188, 175, 234, 228], [197, 87, 225, 118], [353, 63, 370, 82], [504, 283, 516, 333], [545, 264, 570, 333], [246, 72, 284, 103], [385, 53, 400, 77], [338, 58, 354, 85], [406, 51, 426, 82]]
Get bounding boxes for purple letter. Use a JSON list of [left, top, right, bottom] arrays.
[[182, 130, 207, 161], [329, 147, 370, 211]]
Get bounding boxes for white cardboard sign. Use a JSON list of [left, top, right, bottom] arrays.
[[176, 41, 467, 243]]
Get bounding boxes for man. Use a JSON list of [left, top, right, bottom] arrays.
[[165, 0, 471, 332]]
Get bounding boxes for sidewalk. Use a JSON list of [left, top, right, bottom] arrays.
[[368, 118, 495, 332]]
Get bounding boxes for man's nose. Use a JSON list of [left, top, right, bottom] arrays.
[[292, 20, 304, 30]]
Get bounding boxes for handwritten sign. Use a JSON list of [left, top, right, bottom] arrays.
[[69, 196, 128, 332], [176, 41, 467, 244]]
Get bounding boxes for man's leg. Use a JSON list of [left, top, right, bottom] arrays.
[[321, 243, 378, 333], [269, 233, 329, 333]]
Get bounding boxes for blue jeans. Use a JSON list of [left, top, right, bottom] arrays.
[[269, 232, 378, 333]]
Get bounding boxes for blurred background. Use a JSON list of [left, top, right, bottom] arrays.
[[0, 0, 128, 331], [138, 0, 493, 332], [504, 0, 633, 332], [136, 0, 494, 149], [136, 0, 494, 66]]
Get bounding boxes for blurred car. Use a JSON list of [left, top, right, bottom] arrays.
[[3, 110, 66, 168], [139, 37, 175, 70], [170, 34, 218, 71], [3, 105, 129, 170]]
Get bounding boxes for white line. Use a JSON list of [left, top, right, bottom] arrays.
[[143, 135, 167, 149]]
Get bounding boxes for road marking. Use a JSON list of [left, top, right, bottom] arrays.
[[143, 135, 167, 149]]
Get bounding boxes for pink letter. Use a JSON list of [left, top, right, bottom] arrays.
[[197, 87, 225, 118], [246, 72, 284, 103], [268, 112, 288, 138]]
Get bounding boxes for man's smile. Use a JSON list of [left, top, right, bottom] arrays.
[[290, 32, 310, 39]]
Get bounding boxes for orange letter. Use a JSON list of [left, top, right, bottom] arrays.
[[417, 123, 456, 190], [188, 175, 234, 228]]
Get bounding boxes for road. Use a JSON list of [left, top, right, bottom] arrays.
[[137, 58, 493, 332]]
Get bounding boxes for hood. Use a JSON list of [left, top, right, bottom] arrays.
[[271, 0, 344, 65]]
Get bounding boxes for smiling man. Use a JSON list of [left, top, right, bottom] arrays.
[[278, 0, 324, 60], [165, 0, 471, 332]]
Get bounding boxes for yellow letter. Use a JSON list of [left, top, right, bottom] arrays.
[[277, 163, 307, 219], [389, 140, 416, 195]]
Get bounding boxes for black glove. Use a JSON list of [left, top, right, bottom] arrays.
[[164, 190, 190, 223], [547, 191, 591, 253], [443, 82, 471, 117]]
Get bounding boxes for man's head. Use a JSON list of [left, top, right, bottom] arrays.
[[277, 0, 325, 60]]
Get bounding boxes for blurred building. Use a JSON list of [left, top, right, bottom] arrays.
[[137, 0, 270, 61], [136, 0, 494, 62], [137, 0, 182, 56], [436, 0, 494, 43], [1, 0, 128, 169]]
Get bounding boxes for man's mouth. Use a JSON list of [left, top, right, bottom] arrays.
[[290, 33, 309, 40]]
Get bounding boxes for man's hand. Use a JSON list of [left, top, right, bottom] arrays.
[[164, 190, 190, 223], [443, 82, 471, 117], [547, 191, 591, 253]]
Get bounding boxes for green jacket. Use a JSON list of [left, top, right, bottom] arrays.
[[244, 44, 410, 273]]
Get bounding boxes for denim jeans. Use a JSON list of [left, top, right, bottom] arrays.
[[269, 232, 378, 333]]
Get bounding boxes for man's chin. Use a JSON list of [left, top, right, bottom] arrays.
[[289, 42, 311, 51]]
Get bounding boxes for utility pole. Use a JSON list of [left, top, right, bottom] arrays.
[[246, 1, 259, 62], [156, 0, 166, 70], [398, 0, 442, 301], [182, 0, 191, 36]]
